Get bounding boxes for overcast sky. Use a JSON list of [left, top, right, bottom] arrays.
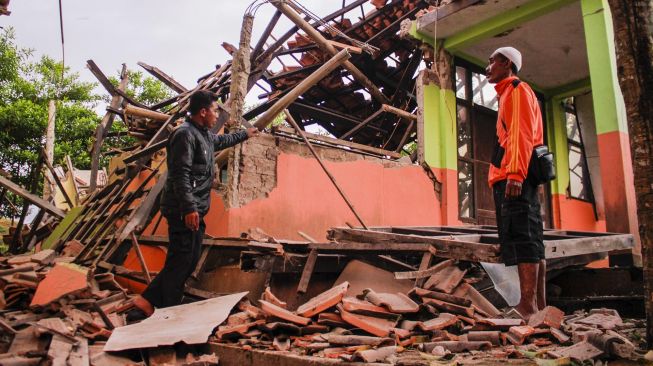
[[1, 1, 367, 103]]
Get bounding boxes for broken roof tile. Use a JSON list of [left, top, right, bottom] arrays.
[[421, 297, 474, 317], [30, 263, 89, 308], [451, 283, 501, 318], [363, 288, 419, 314], [415, 313, 458, 331], [326, 334, 395, 347], [351, 346, 397, 363], [550, 340, 603, 362], [296, 281, 349, 318], [424, 341, 492, 353], [528, 306, 564, 329], [341, 296, 395, 318], [424, 261, 466, 293], [261, 287, 287, 309], [506, 325, 536, 345], [259, 300, 310, 326], [337, 304, 398, 337]]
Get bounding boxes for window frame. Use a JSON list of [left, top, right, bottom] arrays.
[[563, 98, 595, 203]]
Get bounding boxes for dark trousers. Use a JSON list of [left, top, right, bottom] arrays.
[[141, 213, 205, 308], [493, 179, 544, 266]]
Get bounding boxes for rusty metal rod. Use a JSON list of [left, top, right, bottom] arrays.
[[283, 109, 368, 229]]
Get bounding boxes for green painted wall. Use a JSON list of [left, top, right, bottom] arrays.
[[422, 82, 457, 171], [546, 98, 571, 195], [581, 0, 628, 135]]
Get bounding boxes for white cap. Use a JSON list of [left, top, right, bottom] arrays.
[[492, 47, 522, 72]]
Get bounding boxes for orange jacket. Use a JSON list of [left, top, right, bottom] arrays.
[[488, 77, 544, 187]]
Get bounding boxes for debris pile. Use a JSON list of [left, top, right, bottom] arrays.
[[0, 237, 645, 365], [205, 260, 642, 364]]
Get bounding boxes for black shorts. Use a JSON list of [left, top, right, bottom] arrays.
[[493, 180, 545, 266]]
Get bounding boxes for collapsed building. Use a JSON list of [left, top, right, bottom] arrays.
[[0, 0, 647, 365]]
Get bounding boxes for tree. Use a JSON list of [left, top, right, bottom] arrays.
[[0, 28, 174, 219], [606, 0, 653, 346], [0, 28, 101, 217]]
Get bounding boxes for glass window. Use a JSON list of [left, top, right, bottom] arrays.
[[456, 67, 467, 100], [457, 160, 474, 219], [564, 97, 593, 201], [472, 72, 498, 111], [457, 104, 471, 159]]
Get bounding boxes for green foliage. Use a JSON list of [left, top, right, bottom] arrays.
[[0, 28, 176, 218], [108, 69, 172, 107], [0, 28, 100, 191]]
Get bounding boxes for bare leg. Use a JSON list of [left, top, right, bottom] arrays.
[[515, 262, 539, 320], [536, 259, 546, 310], [133, 295, 154, 316]]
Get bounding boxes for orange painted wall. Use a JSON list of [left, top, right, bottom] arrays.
[[551, 193, 606, 232], [149, 152, 445, 241]]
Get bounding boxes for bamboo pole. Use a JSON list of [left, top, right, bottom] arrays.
[[283, 109, 368, 229], [124, 105, 170, 122], [43, 100, 56, 201], [216, 48, 352, 167], [271, 0, 390, 105]]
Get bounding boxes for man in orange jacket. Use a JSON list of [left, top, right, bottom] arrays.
[[486, 47, 545, 320]]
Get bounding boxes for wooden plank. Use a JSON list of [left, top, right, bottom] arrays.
[[273, 0, 389, 104], [545, 234, 634, 259], [130, 232, 152, 283], [0, 176, 64, 219], [138, 61, 188, 94], [309, 241, 431, 252], [274, 126, 401, 159], [297, 249, 318, 294], [41, 148, 73, 208], [89, 64, 128, 194], [284, 111, 368, 229]]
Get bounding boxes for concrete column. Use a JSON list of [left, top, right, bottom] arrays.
[[581, 0, 640, 264]]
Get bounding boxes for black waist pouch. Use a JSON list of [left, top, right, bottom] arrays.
[[528, 145, 556, 185]]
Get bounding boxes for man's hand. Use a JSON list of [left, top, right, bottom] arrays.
[[184, 211, 200, 231], [505, 179, 523, 199], [246, 127, 260, 138]]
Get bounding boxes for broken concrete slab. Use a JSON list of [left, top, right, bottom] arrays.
[[296, 281, 349, 317], [30, 263, 89, 308], [104, 292, 248, 351]]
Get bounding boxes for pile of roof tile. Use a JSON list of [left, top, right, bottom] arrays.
[[0, 246, 645, 365], [0, 248, 212, 365], [207, 259, 644, 364]]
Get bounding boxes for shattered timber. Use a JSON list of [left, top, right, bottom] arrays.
[[0, 0, 648, 365]]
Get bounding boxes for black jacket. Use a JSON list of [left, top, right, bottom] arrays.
[[160, 119, 248, 217]]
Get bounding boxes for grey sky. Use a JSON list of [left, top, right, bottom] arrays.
[[1, 1, 368, 103]]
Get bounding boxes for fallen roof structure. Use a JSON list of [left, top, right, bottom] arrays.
[[0, 0, 645, 364]]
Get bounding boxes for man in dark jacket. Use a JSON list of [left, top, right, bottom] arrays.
[[130, 90, 258, 318]]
